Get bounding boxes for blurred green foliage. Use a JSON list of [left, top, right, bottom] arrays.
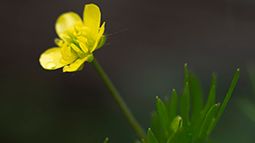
[[140, 65, 239, 143], [239, 66, 255, 123]]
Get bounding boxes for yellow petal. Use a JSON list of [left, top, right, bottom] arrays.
[[63, 57, 88, 72], [55, 12, 83, 39], [83, 4, 101, 39], [61, 45, 78, 63], [39, 47, 68, 70], [91, 22, 105, 52]]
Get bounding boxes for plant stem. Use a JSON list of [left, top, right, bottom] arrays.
[[91, 58, 146, 139]]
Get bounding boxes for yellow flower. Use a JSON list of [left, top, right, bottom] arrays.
[[39, 3, 106, 72]]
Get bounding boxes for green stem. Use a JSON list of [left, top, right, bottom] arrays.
[[91, 58, 146, 139]]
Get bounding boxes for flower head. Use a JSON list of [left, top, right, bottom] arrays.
[[39, 3, 106, 72]]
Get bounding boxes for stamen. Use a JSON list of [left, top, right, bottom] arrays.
[[71, 43, 85, 58]]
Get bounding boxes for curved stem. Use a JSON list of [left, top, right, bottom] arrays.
[[91, 58, 146, 139]]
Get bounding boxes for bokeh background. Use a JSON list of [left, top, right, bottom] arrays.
[[1, 0, 255, 142]]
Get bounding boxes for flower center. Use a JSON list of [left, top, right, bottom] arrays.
[[57, 24, 95, 58]]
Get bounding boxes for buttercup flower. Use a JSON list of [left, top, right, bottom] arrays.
[[39, 3, 106, 72]]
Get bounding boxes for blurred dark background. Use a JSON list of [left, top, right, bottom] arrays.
[[1, 0, 255, 142]]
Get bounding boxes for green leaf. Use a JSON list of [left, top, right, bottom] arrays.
[[150, 111, 165, 143], [180, 82, 190, 125], [168, 89, 178, 122], [97, 35, 107, 49], [199, 103, 220, 138], [156, 96, 169, 129], [103, 137, 109, 143], [203, 73, 217, 115], [180, 64, 190, 125], [214, 68, 240, 127], [147, 128, 159, 143], [166, 116, 183, 143], [184, 63, 189, 84], [155, 96, 169, 142], [189, 72, 203, 123], [170, 116, 183, 133]]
